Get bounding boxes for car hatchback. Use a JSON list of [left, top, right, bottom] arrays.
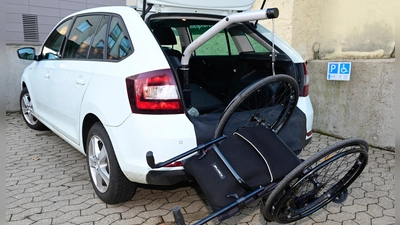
[[17, 0, 313, 204]]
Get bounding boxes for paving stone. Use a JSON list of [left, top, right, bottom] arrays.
[[366, 204, 384, 218], [371, 216, 395, 225], [137, 209, 170, 219], [19, 200, 54, 209], [145, 198, 169, 211], [308, 207, 329, 223], [9, 207, 42, 221], [341, 204, 367, 214], [97, 205, 129, 216], [80, 203, 108, 216], [378, 196, 394, 209], [112, 217, 146, 225], [183, 200, 208, 214], [342, 220, 359, 225], [41, 200, 69, 213], [383, 208, 395, 218], [327, 212, 355, 222], [94, 214, 122, 225], [58, 203, 91, 213], [6, 218, 35, 225], [121, 206, 146, 219], [349, 187, 366, 199], [31, 218, 53, 225], [7, 197, 34, 209], [167, 190, 189, 203], [69, 214, 104, 224], [29, 210, 65, 222]]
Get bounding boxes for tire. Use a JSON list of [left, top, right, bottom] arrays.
[[86, 122, 137, 204], [214, 74, 299, 138], [19, 87, 47, 130], [261, 139, 369, 223]]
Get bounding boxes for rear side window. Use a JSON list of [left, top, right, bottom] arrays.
[[42, 18, 72, 60], [107, 16, 133, 60], [63, 15, 104, 59], [246, 33, 269, 53], [88, 15, 110, 59], [189, 25, 238, 56]]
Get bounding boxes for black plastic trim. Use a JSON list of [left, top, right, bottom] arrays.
[[146, 169, 191, 185]]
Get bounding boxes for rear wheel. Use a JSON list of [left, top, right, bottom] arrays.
[[214, 74, 299, 138], [20, 87, 47, 130], [86, 122, 137, 204], [261, 139, 368, 223]]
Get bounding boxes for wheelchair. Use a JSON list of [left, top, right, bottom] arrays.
[[146, 74, 369, 224]]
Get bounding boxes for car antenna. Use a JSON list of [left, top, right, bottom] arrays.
[[141, 0, 154, 20], [254, 0, 267, 28]]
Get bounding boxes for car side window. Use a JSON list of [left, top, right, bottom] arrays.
[[245, 33, 269, 53], [41, 18, 72, 60], [189, 25, 239, 56], [88, 15, 109, 59], [107, 16, 133, 60], [63, 15, 103, 59]]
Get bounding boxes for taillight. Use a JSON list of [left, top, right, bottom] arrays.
[[302, 63, 309, 96], [126, 69, 184, 114], [165, 161, 183, 167]]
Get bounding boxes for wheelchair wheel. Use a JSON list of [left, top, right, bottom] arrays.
[[214, 74, 299, 138], [261, 138, 368, 223]]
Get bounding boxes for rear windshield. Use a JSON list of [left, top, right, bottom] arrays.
[[150, 18, 278, 57]]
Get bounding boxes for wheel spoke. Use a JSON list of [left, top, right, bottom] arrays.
[[21, 107, 28, 114], [98, 164, 110, 186], [22, 95, 30, 107], [98, 146, 108, 162], [27, 114, 35, 123], [88, 155, 97, 167], [95, 170, 104, 187], [92, 137, 101, 155]]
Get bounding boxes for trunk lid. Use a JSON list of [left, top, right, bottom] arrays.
[[133, 0, 256, 15]]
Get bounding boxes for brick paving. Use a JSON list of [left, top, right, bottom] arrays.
[[6, 112, 395, 225]]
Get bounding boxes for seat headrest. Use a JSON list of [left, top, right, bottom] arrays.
[[153, 27, 177, 45]]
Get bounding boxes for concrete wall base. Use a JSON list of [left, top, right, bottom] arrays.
[[308, 59, 394, 150]]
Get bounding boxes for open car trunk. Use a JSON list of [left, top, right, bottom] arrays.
[[147, 10, 306, 154]]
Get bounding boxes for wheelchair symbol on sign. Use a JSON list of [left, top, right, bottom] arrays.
[[340, 64, 348, 73]]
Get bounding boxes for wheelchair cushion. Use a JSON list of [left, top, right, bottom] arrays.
[[183, 125, 301, 214]]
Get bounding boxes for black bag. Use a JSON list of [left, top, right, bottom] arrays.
[[183, 125, 301, 212]]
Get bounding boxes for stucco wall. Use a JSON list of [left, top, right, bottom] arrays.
[[317, 0, 395, 60], [254, 0, 395, 60]]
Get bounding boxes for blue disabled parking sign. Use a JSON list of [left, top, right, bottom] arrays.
[[327, 62, 351, 81]]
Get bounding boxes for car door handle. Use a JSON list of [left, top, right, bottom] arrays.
[[76, 78, 85, 85]]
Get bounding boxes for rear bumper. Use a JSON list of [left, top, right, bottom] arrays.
[[146, 169, 192, 185]]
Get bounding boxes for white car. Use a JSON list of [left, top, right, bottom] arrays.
[[17, 0, 313, 204]]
